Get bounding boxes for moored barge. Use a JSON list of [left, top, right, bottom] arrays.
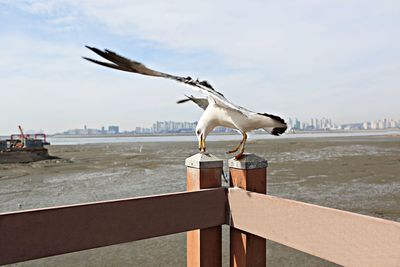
[[0, 126, 54, 164]]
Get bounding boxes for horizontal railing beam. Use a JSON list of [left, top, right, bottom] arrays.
[[2, 186, 399, 266], [228, 188, 400, 267], [0, 188, 227, 265]]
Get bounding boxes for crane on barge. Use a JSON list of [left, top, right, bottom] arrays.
[[0, 126, 53, 164]]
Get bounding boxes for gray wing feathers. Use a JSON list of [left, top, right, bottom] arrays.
[[84, 46, 249, 115], [84, 46, 219, 92], [83, 47, 164, 76], [177, 95, 209, 110]]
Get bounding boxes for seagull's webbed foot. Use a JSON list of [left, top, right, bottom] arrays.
[[233, 132, 247, 160], [226, 143, 241, 154], [234, 143, 246, 160], [234, 151, 244, 160], [226, 132, 246, 154]]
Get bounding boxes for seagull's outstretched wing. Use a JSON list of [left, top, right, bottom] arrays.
[[177, 95, 209, 110], [84, 46, 187, 81], [83, 46, 251, 115]]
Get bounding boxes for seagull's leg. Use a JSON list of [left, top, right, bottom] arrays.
[[226, 132, 246, 154], [234, 132, 248, 160]]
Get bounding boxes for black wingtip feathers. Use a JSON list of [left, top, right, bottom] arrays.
[[271, 126, 288, 136]]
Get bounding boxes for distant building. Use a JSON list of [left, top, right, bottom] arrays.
[[152, 121, 197, 133], [378, 120, 385, 129], [294, 118, 301, 130], [108, 125, 119, 134]]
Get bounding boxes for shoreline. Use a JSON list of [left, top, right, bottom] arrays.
[[45, 130, 400, 146], [49, 129, 399, 138], [2, 129, 399, 140]]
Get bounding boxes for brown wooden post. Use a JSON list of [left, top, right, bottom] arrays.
[[229, 154, 267, 267], [186, 153, 223, 267]]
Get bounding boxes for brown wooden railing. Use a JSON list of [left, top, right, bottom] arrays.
[[1, 153, 399, 266]]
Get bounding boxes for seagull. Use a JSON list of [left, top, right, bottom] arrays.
[[83, 46, 287, 159]]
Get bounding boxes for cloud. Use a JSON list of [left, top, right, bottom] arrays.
[[0, 0, 399, 134], [0, 34, 201, 134]]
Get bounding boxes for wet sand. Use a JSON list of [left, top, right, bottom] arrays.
[[1, 135, 399, 266]]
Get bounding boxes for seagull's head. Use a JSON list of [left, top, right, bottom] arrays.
[[196, 123, 213, 152]]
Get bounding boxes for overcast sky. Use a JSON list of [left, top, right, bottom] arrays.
[[0, 1, 399, 134]]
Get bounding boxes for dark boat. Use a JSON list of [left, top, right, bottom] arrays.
[[0, 126, 54, 164]]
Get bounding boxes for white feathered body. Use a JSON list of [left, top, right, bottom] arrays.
[[199, 99, 286, 135]]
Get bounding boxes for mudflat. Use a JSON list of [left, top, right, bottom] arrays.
[[1, 135, 399, 266]]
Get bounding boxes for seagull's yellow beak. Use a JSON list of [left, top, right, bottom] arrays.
[[198, 134, 206, 152], [198, 137, 202, 151]]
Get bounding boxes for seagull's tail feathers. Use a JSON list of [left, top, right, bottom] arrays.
[[257, 113, 287, 136], [263, 126, 287, 136]]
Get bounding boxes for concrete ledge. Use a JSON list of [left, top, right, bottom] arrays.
[[228, 153, 268, 170], [185, 153, 223, 169]]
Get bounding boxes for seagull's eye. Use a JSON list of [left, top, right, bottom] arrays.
[[196, 129, 201, 135]]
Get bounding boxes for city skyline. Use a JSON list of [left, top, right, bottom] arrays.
[[32, 116, 398, 136], [1, 1, 399, 134], [2, 115, 399, 136]]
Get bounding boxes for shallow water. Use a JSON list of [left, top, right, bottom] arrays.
[[47, 130, 400, 145], [1, 135, 399, 266]]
